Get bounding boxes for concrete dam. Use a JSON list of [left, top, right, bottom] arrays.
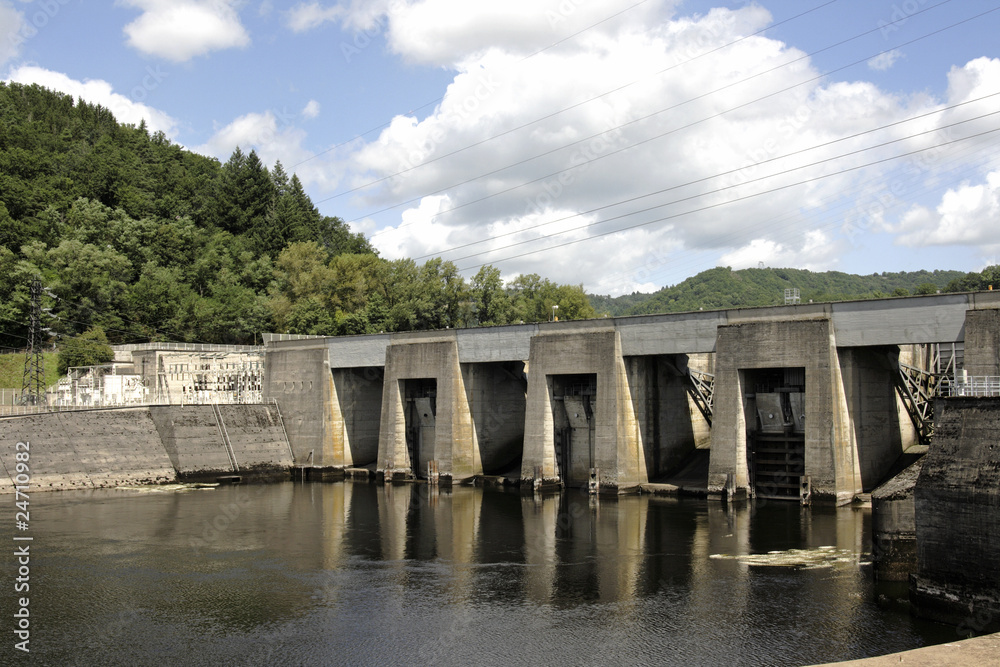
[[264, 291, 1000, 503]]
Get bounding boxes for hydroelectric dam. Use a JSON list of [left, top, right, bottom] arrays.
[[3, 290, 1000, 645], [264, 291, 1000, 503]]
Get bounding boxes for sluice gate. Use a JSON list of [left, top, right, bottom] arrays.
[[403, 378, 437, 479], [550, 374, 597, 487], [744, 368, 806, 501]]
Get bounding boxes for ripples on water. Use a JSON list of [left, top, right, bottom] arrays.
[[24, 482, 952, 666]]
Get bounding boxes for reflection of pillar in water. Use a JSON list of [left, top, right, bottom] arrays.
[[319, 481, 353, 571], [596, 496, 647, 602], [378, 483, 413, 566], [690, 501, 752, 625], [522, 493, 560, 603], [434, 487, 482, 603], [806, 507, 867, 645]]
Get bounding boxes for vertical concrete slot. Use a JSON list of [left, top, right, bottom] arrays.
[[744, 368, 806, 500], [550, 373, 597, 487], [403, 378, 437, 478]]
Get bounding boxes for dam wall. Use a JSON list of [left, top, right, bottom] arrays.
[[0, 404, 293, 492], [910, 396, 1000, 631]]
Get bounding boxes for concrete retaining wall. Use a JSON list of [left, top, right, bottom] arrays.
[[0, 408, 175, 491], [0, 405, 292, 492], [911, 396, 1000, 631]]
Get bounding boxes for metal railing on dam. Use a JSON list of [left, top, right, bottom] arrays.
[[943, 376, 1000, 397]]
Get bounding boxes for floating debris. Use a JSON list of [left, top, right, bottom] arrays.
[[115, 483, 218, 493], [709, 546, 857, 569]]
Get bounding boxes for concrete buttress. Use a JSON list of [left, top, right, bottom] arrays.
[[520, 330, 647, 491], [707, 318, 863, 503], [377, 338, 481, 481]]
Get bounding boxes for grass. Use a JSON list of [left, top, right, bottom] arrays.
[[0, 351, 62, 390]]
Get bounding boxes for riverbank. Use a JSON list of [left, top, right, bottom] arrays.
[[812, 631, 1000, 666]]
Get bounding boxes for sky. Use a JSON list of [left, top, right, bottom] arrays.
[[3, 0, 1000, 296]]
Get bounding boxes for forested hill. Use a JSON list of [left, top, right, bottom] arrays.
[[0, 82, 594, 350], [589, 266, 971, 317]]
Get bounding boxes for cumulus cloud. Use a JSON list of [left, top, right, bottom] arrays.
[[334, 0, 682, 66], [5, 65, 179, 137], [867, 49, 902, 72], [192, 109, 344, 191], [894, 171, 1000, 251], [0, 2, 27, 67], [718, 231, 844, 271], [292, 2, 1000, 294], [121, 0, 250, 62]]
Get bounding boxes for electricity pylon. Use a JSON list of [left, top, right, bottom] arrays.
[[20, 276, 45, 406]]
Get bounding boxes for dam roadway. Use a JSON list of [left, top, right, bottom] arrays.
[[264, 291, 1000, 503]]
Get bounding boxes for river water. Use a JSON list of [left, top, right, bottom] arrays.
[[20, 481, 953, 666]]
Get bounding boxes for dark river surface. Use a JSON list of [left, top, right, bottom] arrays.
[[18, 481, 955, 666]]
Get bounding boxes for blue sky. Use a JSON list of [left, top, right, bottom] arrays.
[[3, 0, 1000, 295]]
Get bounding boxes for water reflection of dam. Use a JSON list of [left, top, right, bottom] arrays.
[[31, 482, 945, 666], [266, 293, 1000, 502]]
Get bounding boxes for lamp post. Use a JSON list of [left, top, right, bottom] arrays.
[[551, 304, 559, 322]]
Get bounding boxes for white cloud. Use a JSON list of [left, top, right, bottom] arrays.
[[374, 195, 453, 260], [895, 171, 1000, 251], [4, 65, 179, 137], [337, 0, 682, 66], [867, 49, 902, 72], [121, 0, 250, 62], [718, 231, 844, 272], [302, 99, 321, 119], [301, 3, 1000, 294], [0, 2, 27, 67], [192, 109, 344, 191], [285, 2, 343, 33]]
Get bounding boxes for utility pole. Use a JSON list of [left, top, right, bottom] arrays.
[[20, 276, 46, 406]]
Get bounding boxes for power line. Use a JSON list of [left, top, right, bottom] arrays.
[[317, 0, 843, 205], [348, 0, 963, 231], [361, 4, 999, 275], [413, 91, 1000, 262], [457, 125, 1000, 272]]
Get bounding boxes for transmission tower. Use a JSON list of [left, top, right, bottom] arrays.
[[20, 276, 45, 406]]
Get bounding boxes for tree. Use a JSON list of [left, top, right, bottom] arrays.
[[471, 265, 514, 326], [57, 326, 115, 375], [320, 215, 377, 256]]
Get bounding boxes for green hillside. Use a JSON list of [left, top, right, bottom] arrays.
[[591, 267, 969, 317], [0, 82, 594, 349], [0, 351, 60, 390]]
